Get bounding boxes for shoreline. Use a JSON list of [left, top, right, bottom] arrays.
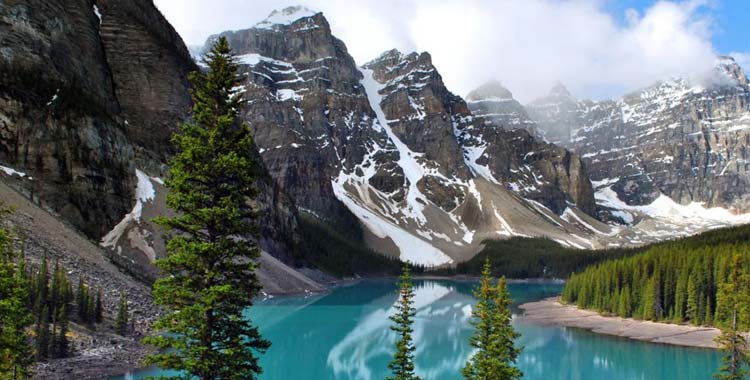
[[519, 297, 721, 349]]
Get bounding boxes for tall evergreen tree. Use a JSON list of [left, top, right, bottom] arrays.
[[35, 305, 50, 361], [143, 36, 270, 380], [116, 293, 129, 336], [463, 259, 495, 380], [714, 254, 749, 380], [463, 259, 523, 380], [53, 304, 69, 359], [386, 266, 421, 380], [489, 277, 523, 380], [95, 289, 103, 324], [0, 213, 34, 379]]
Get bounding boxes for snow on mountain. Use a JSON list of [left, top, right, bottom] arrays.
[[255, 6, 319, 30], [199, 8, 750, 267]]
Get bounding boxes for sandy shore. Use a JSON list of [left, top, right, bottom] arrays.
[[520, 297, 722, 349]]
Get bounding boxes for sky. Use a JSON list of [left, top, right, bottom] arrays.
[[153, 0, 749, 102]]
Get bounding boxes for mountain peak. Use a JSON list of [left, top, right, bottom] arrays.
[[714, 55, 748, 88], [254, 6, 320, 30], [466, 80, 514, 101], [548, 82, 574, 99]]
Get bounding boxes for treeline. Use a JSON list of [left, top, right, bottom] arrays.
[[434, 237, 643, 279], [1, 204, 132, 378], [293, 213, 424, 276], [561, 225, 750, 327]]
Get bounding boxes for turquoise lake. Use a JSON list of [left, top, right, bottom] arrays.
[[116, 279, 721, 380]]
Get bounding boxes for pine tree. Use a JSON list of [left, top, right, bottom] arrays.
[[35, 305, 50, 361], [489, 277, 523, 380], [463, 259, 495, 380], [714, 254, 749, 380], [95, 289, 103, 323], [0, 218, 34, 379], [386, 266, 421, 380], [116, 293, 129, 336], [53, 304, 69, 359], [76, 276, 86, 322], [144, 36, 271, 380], [463, 259, 523, 380]]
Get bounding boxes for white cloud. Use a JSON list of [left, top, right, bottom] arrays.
[[730, 52, 750, 76], [154, 0, 724, 102]]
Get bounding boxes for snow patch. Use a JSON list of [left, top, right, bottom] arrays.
[[596, 186, 750, 227], [0, 165, 26, 178], [255, 6, 317, 29], [93, 5, 102, 25], [331, 175, 453, 266], [100, 170, 160, 249]]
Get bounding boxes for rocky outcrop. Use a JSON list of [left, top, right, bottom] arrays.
[[466, 80, 537, 134], [211, 7, 398, 227], [96, 0, 197, 161], [0, 0, 135, 238], [527, 57, 750, 213], [462, 81, 595, 215], [210, 7, 604, 265], [0, 0, 298, 267]]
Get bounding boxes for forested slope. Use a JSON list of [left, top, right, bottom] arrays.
[[561, 225, 750, 328]]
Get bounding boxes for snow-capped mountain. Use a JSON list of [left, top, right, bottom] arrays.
[[216, 7, 609, 265], [525, 57, 750, 216], [6, 2, 750, 271], [467, 56, 750, 248]]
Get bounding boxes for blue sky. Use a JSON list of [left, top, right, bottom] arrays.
[[606, 0, 749, 55]]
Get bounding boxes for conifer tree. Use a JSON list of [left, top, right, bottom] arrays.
[[116, 293, 129, 336], [463, 259, 495, 380], [714, 254, 749, 380], [463, 259, 523, 380], [489, 277, 523, 380], [144, 36, 270, 380], [95, 289, 104, 324], [386, 266, 421, 380], [35, 305, 50, 361], [53, 304, 69, 359], [0, 217, 34, 379]]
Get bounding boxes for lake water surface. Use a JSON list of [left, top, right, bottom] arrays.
[[116, 279, 720, 380]]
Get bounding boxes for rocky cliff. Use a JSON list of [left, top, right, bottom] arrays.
[[526, 58, 750, 215], [0, 0, 300, 282], [215, 7, 606, 265]]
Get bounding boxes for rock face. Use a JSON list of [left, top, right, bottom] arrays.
[[96, 0, 197, 161], [0, 0, 298, 276], [526, 83, 582, 144], [466, 80, 537, 134], [461, 81, 595, 215], [216, 7, 603, 265], [527, 57, 750, 213], [0, 0, 135, 238]]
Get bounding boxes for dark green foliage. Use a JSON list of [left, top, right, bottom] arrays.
[[143, 37, 270, 380], [434, 237, 642, 279], [35, 305, 50, 361], [562, 225, 750, 329], [95, 289, 104, 324], [386, 266, 421, 380], [463, 259, 523, 380], [0, 204, 35, 379], [115, 294, 129, 336], [714, 254, 750, 380], [294, 213, 414, 277]]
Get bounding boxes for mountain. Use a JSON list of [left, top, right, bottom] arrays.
[[525, 83, 583, 144], [0, 0, 309, 294], [465, 80, 538, 134], [214, 6, 618, 266], [525, 57, 750, 218]]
